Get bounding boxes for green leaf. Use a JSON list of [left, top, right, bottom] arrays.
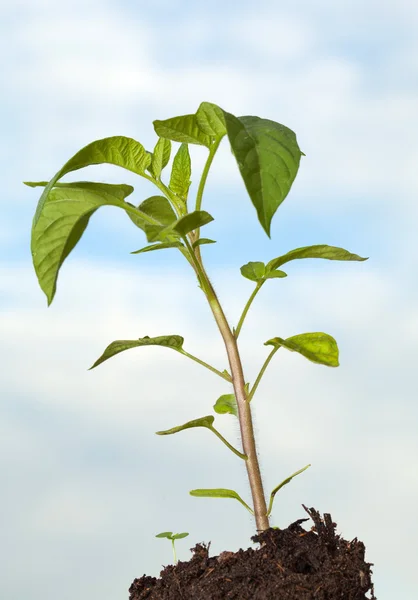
[[31, 136, 152, 228], [240, 261, 266, 282], [150, 137, 172, 179], [173, 211, 214, 237], [156, 532, 173, 539], [128, 195, 177, 231], [222, 112, 303, 237], [29, 182, 135, 304], [131, 241, 184, 255], [263, 270, 287, 280], [266, 244, 368, 272], [265, 332, 339, 367], [172, 532, 189, 540], [213, 394, 238, 417], [90, 335, 184, 369], [196, 102, 227, 139], [156, 415, 215, 435], [192, 238, 216, 249], [189, 488, 254, 515], [169, 143, 191, 199], [267, 464, 311, 517], [154, 114, 212, 147]]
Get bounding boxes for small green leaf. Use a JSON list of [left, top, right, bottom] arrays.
[[150, 137, 172, 179], [156, 415, 214, 435], [29, 182, 135, 304], [90, 335, 184, 369], [131, 241, 184, 255], [263, 270, 287, 280], [189, 488, 254, 515], [169, 143, 191, 199], [196, 102, 227, 139], [173, 211, 214, 237], [128, 195, 177, 232], [172, 532, 189, 540], [265, 332, 339, 367], [267, 464, 311, 517], [240, 261, 266, 282], [192, 238, 216, 249], [222, 112, 303, 237], [154, 114, 212, 147], [213, 394, 238, 417], [155, 532, 173, 539], [266, 245, 368, 272]]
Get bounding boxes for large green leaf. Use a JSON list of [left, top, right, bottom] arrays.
[[31, 136, 152, 227], [196, 102, 227, 139], [149, 137, 172, 179], [265, 332, 339, 367], [266, 245, 368, 272], [154, 114, 212, 147], [189, 488, 254, 515], [90, 335, 184, 369], [222, 112, 303, 237], [156, 415, 215, 435], [28, 181, 136, 304], [169, 143, 191, 199]]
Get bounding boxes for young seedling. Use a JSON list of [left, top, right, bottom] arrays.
[[155, 531, 189, 565], [26, 101, 367, 534]]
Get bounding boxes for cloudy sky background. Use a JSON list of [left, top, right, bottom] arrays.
[[2, 0, 417, 598]]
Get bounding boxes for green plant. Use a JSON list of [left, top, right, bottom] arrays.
[[155, 531, 189, 564], [26, 101, 367, 533]]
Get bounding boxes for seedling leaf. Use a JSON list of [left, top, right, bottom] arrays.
[[169, 143, 192, 199], [189, 488, 254, 515], [192, 238, 216, 249], [266, 244, 368, 272], [196, 102, 227, 139], [222, 112, 303, 237], [172, 532, 189, 540], [154, 114, 212, 147], [213, 393, 238, 417], [263, 269, 287, 280], [131, 241, 184, 255], [29, 182, 135, 304], [156, 415, 215, 435], [265, 332, 339, 367], [155, 531, 173, 539], [240, 261, 266, 282], [150, 137, 172, 179], [267, 464, 311, 516], [90, 335, 184, 369], [173, 211, 214, 237]]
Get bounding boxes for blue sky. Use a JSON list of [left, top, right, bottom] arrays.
[[2, 1, 418, 599]]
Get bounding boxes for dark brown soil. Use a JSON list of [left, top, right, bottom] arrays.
[[129, 506, 376, 600]]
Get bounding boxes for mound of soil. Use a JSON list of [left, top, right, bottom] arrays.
[[129, 506, 376, 599]]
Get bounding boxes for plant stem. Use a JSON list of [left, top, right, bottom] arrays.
[[206, 283, 269, 530], [235, 280, 265, 339], [182, 236, 269, 529], [247, 346, 281, 402], [171, 539, 177, 564], [192, 139, 222, 261], [175, 348, 231, 381]]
